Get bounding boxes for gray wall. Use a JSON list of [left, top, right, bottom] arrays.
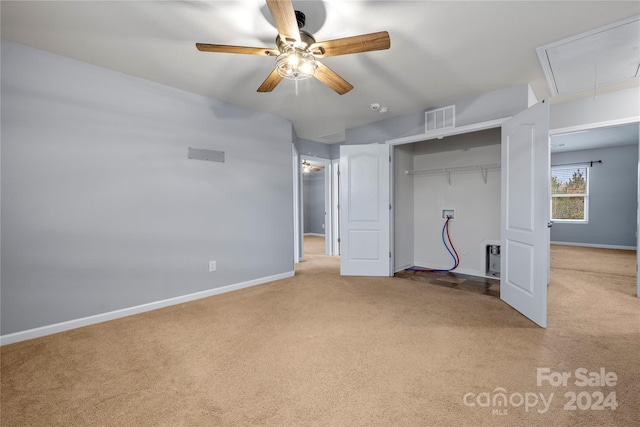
[[340, 84, 533, 150], [550, 144, 638, 248], [303, 171, 325, 235], [1, 41, 294, 335], [328, 112, 424, 159], [345, 111, 426, 147], [550, 87, 640, 131], [294, 136, 332, 159]]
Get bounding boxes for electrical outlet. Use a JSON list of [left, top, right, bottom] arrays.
[[442, 209, 456, 220], [209, 261, 216, 272]]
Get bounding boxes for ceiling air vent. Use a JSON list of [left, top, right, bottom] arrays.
[[425, 105, 455, 133], [536, 15, 640, 96]]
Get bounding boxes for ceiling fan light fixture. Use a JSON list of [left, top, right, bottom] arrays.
[[196, 0, 390, 94], [276, 48, 317, 80]]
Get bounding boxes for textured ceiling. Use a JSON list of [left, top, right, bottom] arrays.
[[2, 1, 639, 143]]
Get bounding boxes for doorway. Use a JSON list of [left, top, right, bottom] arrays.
[[390, 127, 505, 279], [380, 101, 550, 327], [300, 157, 333, 259], [549, 121, 639, 298]]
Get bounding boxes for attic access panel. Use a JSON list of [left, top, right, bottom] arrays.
[[537, 15, 640, 96]]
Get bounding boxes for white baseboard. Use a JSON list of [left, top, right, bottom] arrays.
[[304, 233, 325, 237], [0, 271, 295, 346], [551, 241, 636, 251]]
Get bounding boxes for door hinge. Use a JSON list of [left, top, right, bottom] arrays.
[[389, 156, 392, 162], [389, 251, 392, 258], [338, 238, 341, 243], [389, 204, 392, 210]]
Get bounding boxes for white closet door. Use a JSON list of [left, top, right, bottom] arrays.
[[339, 144, 391, 276], [501, 101, 550, 328]]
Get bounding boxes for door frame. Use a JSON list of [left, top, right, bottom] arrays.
[[549, 117, 640, 299], [331, 158, 340, 256], [387, 118, 511, 274], [300, 156, 334, 256], [388, 115, 552, 324], [292, 144, 303, 262]]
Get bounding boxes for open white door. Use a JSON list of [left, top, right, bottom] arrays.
[[339, 144, 391, 276], [501, 100, 550, 328]]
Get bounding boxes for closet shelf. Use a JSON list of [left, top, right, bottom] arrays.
[[405, 163, 501, 185]]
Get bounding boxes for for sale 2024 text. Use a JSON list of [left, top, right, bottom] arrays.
[[537, 367, 618, 411]]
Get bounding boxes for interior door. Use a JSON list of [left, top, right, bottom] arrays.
[[339, 144, 391, 276], [501, 100, 550, 328]]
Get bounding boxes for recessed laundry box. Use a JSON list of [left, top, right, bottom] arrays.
[[486, 244, 501, 278]]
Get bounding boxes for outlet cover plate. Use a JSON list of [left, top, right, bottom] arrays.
[[442, 209, 456, 221]]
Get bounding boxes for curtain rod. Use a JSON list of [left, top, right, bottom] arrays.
[[551, 160, 602, 167]]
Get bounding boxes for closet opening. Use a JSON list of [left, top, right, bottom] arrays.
[[393, 127, 503, 297]]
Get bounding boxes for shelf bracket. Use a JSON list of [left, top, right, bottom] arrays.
[[481, 167, 488, 184]]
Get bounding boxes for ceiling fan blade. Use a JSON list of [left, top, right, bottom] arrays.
[[309, 31, 390, 58], [196, 43, 279, 56], [314, 62, 353, 95], [257, 68, 284, 92], [266, 0, 301, 44]]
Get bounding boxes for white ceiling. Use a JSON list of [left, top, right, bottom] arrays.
[[2, 1, 639, 144], [551, 122, 639, 153]]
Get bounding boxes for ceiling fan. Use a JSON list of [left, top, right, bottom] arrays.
[[302, 159, 324, 173], [196, 0, 390, 95]]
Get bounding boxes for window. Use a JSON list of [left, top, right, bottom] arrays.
[[551, 165, 588, 222]]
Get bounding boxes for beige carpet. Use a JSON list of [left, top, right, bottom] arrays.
[[1, 238, 638, 426]]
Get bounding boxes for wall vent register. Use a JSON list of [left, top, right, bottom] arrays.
[[188, 147, 225, 163], [425, 105, 455, 133]]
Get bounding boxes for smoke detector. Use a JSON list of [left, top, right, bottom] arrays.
[[370, 103, 389, 114]]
